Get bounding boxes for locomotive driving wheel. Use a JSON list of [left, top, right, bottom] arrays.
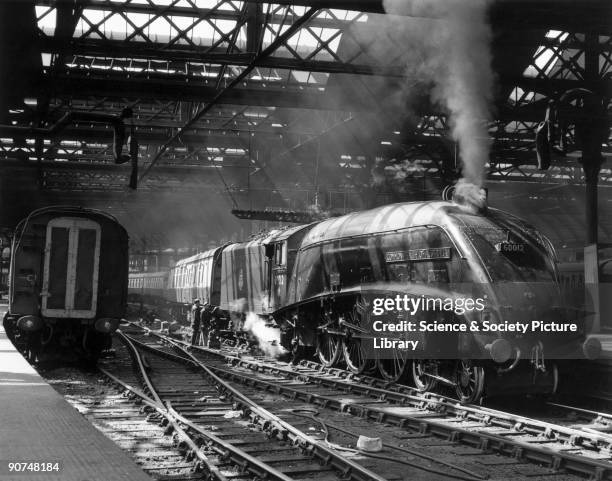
[[412, 359, 439, 392], [342, 298, 375, 374], [317, 330, 342, 367], [454, 360, 485, 403], [377, 349, 409, 382], [343, 334, 373, 374]]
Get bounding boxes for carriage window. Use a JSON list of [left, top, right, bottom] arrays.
[[43, 218, 100, 316], [47, 227, 69, 309], [74, 229, 97, 310], [274, 244, 286, 266]]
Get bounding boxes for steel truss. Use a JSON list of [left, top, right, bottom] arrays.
[[0, 0, 610, 205]]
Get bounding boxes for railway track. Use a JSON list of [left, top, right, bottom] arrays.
[[43, 366, 209, 480], [102, 330, 418, 481], [121, 324, 612, 481], [542, 403, 612, 435]]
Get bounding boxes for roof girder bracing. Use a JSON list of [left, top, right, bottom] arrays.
[[0, 0, 610, 226]]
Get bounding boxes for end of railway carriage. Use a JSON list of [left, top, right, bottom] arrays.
[[4, 206, 128, 362]]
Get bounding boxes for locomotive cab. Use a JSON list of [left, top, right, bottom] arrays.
[[265, 224, 314, 313]]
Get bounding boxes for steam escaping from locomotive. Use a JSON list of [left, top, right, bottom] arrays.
[[382, 0, 494, 188], [452, 180, 487, 213], [243, 313, 286, 358]]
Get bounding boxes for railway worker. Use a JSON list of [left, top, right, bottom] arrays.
[[200, 303, 213, 347], [190, 299, 203, 346], [207, 307, 221, 348], [144, 309, 156, 327]]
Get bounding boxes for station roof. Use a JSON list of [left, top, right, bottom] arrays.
[[0, 0, 610, 250]]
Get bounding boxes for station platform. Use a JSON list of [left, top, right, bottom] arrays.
[[0, 305, 152, 481]]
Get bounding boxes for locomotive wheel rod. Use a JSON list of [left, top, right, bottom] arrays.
[[136, 327, 612, 480], [317, 328, 347, 337], [419, 371, 457, 387], [123, 331, 390, 481], [316, 320, 347, 337], [339, 320, 369, 334]]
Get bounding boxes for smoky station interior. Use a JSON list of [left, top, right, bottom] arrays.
[[0, 1, 611, 481]]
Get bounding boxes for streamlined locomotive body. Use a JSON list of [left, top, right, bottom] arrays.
[[277, 201, 598, 401], [129, 200, 597, 402], [3, 207, 129, 362]]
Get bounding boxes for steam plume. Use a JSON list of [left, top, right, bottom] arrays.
[[382, 0, 494, 188], [453, 179, 487, 213], [243, 312, 286, 358]]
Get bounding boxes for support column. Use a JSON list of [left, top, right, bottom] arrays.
[[581, 147, 603, 245], [582, 33, 603, 246], [580, 33, 607, 332]]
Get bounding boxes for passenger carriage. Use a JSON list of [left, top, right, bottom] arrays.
[[3, 206, 128, 362]]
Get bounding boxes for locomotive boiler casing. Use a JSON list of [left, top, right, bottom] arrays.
[[279, 201, 589, 374], [126, 199, 591, 400]]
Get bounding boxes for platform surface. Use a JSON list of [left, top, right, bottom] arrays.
[[0, 304, 152, 481]]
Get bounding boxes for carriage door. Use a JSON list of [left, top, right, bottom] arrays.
[[42, 218, 101, 318]]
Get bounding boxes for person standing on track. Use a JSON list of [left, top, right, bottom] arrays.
[[207, 307, 221, 348], [200, 303, 213, 347], [190, 298, 202, 346]]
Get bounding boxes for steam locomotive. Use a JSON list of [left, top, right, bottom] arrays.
[[3, 207, 129, 362], [130, 199, 599, 402]]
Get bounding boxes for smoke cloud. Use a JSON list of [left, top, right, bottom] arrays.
[[243, 312, 286, 358], [381, 0, 495, 188]]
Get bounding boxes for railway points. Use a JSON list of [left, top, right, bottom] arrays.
[[112, 325, 612, 481]]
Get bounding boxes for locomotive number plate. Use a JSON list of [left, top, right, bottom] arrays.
[[495, 242, 525, 253], [385, 248, 451, 263]]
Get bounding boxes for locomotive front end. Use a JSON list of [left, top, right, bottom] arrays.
[[449, 207, 597, 396]]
